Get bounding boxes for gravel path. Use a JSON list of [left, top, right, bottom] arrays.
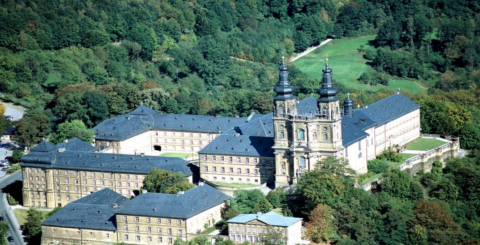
[[290, 39, 333, 62], [2, 103, 25, 121]]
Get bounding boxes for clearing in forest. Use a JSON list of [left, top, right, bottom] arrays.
[[294, 36, 425, 93]]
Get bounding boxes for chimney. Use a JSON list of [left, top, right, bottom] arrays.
[[178, 191, 185, 195], [58, 148, 66, 153], [64, 139, 68, 143], [140, 153, 145, 157], [216, 114, 220, 118], [235, 133, 240, 137], [112, 204, 118, 209], [199, 182, 204, 186], [142, 189, 148, 194]]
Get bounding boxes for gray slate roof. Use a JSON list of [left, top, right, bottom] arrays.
[[227, 211, 302, 227], [297, 96, 318, 115], [42, 188, 129, 231], [361, 92, 420, 126], [94, 106, 260, 141], [236, 113, 274, 137], [22, 141, 192, 176], [55, 138, 97, 152], [116, 184, 230, 219], [198, 135, 274, 157], [341, 117, 369, 147]]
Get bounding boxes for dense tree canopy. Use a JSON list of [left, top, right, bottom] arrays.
[[142, 169, 194, 194]]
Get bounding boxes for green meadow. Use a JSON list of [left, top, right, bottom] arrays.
[[294, 36, 425, 93]]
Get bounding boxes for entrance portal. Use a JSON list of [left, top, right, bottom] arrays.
[[153, 145, 161, 151]]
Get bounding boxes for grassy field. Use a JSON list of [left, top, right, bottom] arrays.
[[399, 153, 418, 160], [406, 138, 447, 151], [160, 152, 196, 159], [14, 209, 51, 226], [294, 35, 425, 93]]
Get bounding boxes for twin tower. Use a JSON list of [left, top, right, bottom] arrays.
[[272, 59, 350, 187]]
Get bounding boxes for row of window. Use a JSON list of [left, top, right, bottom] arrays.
[[203, 166, 267, 175], [123, 235, 175, 244], [202, 156, 274, 164], [210, 176, 260, 183], [230, 226, 284, 234], [154, 132, 207, 138], [154, 139, 210, 145], [123, 226, 183, 235], [122, 216, 182, 225], [28, 168, 145, 180]]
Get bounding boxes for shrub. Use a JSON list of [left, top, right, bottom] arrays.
[[367, 160, 390, 174]]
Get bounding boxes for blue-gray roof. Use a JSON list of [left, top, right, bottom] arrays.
[[42, 188, 129, 231], [93, 106, 259, 141], [55, 138, 97, 152], [227, 211, 302, 227], [361, 93, 420, 126], [236, 113, 274, 137], [198, 135, 274, 157], [341, 116, 369, 147], [21, 141, 192, 176], [297, 96, 318, 115], [116, 184, 230, 219], [31, 141, 57, 152]]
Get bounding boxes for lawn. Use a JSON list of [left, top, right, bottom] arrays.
[[360, 173, 383, 185], [294, 35, 425, 93], [405, 138, 447, 151], [160, 152, 196, 159], [399, 153, 418, 160], [14, 209, 50, 226], [210, 181, 258, 188]]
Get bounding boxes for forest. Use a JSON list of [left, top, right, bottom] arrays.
[[0, 0, 479, 150]]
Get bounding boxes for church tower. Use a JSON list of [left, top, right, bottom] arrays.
[[272, 58, 297, 188], [274, 59, 344, 187]]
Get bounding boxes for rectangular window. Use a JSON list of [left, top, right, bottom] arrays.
[[221, 167, 225, 173], [178, 229, 183, 235], [203, 155, 207, 161], [136, 236, 140, 241], [199, 141, 202, 145], [148, 236, 152, 242], [147, 227, 151, 233], [168, 219, 172, 224], [229, 168, 233, 173], [204, 166, 208, 172], [212, 156, 216, 161], [237, 157, 241, 162], [229, 157, 233, 162], [254, 158, 258, 164], [168, 228, 172, 234], [246, 158, 249, 163], [135, 217, 139, 222], [106, 233, 110, 239], [124, 235, 129, 241], [213, 167, 217, 172], [147, 217, 151, 223], [237, 168, 241, 174], [157, 218, 162, 223], [246, 169, 250, 174], [177, 220, 182, 225], [159, 237, 163, 243], [158, 228, 162, 233], [124, 225, 128, 231]]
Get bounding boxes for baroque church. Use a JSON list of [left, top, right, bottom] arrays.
[[91, 60, 421, 188]]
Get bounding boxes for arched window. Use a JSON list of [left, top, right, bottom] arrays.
[[299, 157, 306, 168], [280, 131, 285, 139], [298, 129, 305, 140], [312, 131, 317, 140], [324, 134, 328, 140], [278, 106, 284, 115]]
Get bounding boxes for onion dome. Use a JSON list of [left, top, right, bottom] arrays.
[[274, 58, 296, 100], [343, 93, 353, 116], [317, 58, 339, 102]]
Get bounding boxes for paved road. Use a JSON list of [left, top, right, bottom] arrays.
[[2, 103, 25, 121], [0, 171, 24, 245]]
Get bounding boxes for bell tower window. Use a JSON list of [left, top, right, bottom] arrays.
[[298, 129, 305, 140]]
